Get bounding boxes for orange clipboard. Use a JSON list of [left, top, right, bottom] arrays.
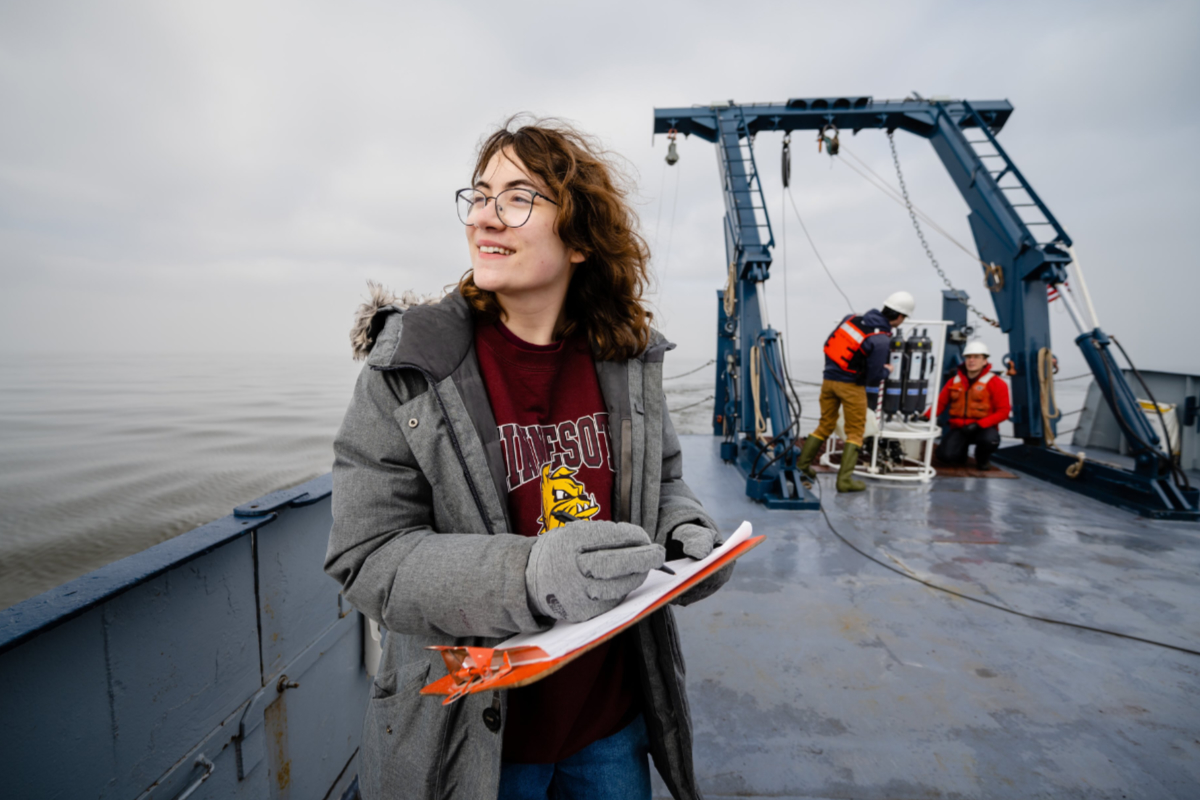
[[420, 525, 764, 705]]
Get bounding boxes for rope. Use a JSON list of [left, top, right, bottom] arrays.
[[749, 345, 768, 443], [1038, 347, 1061, 446], [669, 394, 715, 414], [723, 261, 736, 319], [1066, 451, 1085, 479], [663, 359, 716, 381], [785, 186, 855, 313]]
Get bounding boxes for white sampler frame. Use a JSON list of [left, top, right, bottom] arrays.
[[819, 319, 951, 484]]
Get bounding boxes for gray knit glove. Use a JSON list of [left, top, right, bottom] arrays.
[[525, 521, 666, 623], [669, 523, 722, 560]]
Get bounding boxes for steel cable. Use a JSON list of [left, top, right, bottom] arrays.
[[785, 186, 855, 313], [668, 395, 715, 414], [885, 133, 1000, 329], [810, 476, 1200, 658], [663, 359, 716, 381]]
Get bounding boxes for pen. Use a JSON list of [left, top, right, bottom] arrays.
[[551, 511, 675, 575]]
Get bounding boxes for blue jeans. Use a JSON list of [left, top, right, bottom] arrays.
[[498, 714, 652, 800]]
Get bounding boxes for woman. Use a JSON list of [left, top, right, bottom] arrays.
[[326, 118, 731, 800]]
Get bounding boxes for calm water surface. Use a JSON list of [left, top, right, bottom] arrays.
[[0, 353, 364, 609], [0, 352, 1085, 610]]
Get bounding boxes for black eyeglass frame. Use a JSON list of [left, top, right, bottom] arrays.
[[455, 187, 559, 229]]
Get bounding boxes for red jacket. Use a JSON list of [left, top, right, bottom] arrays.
[[935, 363, 1011, 429]]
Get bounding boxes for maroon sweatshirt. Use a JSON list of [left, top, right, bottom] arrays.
[[474, 321, 640, 764]]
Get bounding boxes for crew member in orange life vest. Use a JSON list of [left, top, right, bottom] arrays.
[[795, 291, 914, 493], [933, 339, 1011, 470]]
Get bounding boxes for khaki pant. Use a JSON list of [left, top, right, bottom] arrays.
[[813, 379, 868, 447]]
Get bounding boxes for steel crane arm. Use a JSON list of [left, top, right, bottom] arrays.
[[653, 98, 1014, 140]]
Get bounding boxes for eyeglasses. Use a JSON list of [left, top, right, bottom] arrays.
[[455, 187, 558, 229]]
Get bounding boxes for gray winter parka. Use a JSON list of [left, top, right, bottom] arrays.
[[325, 290, 727, 800]]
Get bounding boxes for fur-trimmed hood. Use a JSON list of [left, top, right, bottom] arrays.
[[350, 281, 441, 361]]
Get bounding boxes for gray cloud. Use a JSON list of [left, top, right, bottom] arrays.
[[1, 0, 1197, 376]]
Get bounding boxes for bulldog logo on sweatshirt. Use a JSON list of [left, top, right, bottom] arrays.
[[536, 464, 600, 534]]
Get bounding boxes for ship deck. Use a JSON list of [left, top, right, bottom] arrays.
[[665, 435, 1200, 800]]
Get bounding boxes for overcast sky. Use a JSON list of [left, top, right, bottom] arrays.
[[2, 1, 1197, 376]]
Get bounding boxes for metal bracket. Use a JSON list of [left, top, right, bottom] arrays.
[[992, 445, 1199, 520], [234, 473, 333, 517], [985, 263, 1004, 292]]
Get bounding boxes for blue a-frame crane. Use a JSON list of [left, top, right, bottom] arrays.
[[653, 96, 1198, 519]]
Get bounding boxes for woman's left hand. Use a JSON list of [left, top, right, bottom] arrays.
[[668, 523, 722, 560]]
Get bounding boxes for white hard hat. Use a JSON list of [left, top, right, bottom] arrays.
[[963, 340, 990, 357], [883, 291, 915, 317]]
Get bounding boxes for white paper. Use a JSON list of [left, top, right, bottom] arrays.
[[498, 521, 753, 660]]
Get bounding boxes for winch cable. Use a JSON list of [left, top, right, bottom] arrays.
[[779, 340, 805, 428], [748, 338, 805, 478], [775, 137, 810, 418], [830, 139, 1004, 329], [660, 158, 683, 285], [785, 185, 855, 313], [1101, 337, 1191, 491], [649, 159, 668, 269], [1054, 336, 1187, 486], [1111, 335, 1188, 490], [810, 476, 1200, 658], [838, 141, 996, 273], [781, 134, 794, 370], [886, 133, 1001, 329]]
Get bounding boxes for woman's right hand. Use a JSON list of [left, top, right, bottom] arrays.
[[525, 521, 665, 622]]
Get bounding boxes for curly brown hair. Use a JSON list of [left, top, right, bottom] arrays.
[[458, 117, 653, 362]]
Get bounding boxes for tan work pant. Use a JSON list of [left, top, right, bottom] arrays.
[[812, 379, 868, 447]]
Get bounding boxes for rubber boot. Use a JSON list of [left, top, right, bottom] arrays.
[[795, 435, 824, 480], [837, 443, 867, 493]]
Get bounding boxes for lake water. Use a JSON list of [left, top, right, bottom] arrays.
[[0, 352, 1087, 610]]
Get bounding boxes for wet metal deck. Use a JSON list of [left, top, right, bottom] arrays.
[[660, 435, 1200, 799]]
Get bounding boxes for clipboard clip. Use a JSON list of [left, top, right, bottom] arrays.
[[430, 646, 514, 706]]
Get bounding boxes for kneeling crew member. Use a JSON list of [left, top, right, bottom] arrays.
[[934, 339, 1011, 470], [796, 291, 914, 492]]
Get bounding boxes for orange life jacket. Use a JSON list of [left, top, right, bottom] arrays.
[[948, 371, 996, 420], [823, 316, 888, 377]]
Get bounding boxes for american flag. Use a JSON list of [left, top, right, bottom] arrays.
[[1047, 281, 1068, 303]]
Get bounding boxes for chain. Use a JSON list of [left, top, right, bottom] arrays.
[[887, 132, 1000, 329]]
